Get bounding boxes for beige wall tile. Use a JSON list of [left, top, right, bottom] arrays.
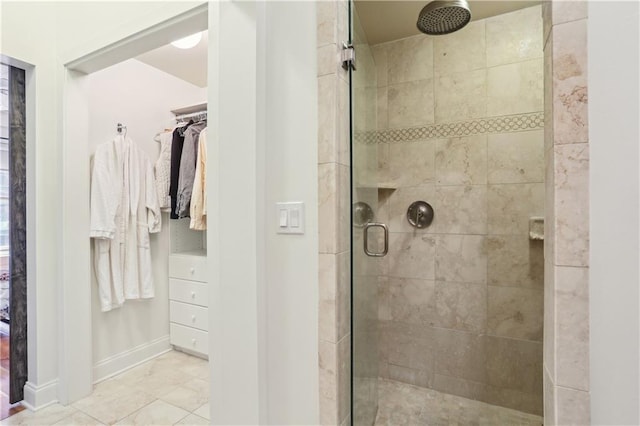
[[337, 78, 350, 166], [336, 251, 351, 342], [435, 135, 488, 185], [317, 1, 337, 47], [371, 44, 388, 88], [387, 140, 435, 186], [387, 277, 436, 326], [432, 373, 487, 403], [484, 385, 543, 416], [487, 286, 543, 341], [435, 185, 487, 234], [435, 235, 487, 284], [377, 87, 388, 130], [543, 367, 557, 425], [318, 163, 338, 254], [486, 5, 543, 67], [387, 233, 436, 280], [555, 266, 589, 391], [337, 164, 350, 253], [434, 281, 487, 333], [550, 1, 588, 27], [337, 335, 351, 424], [544, 34, 554, 153], [487, 236, 544, 288], [542, 2, 552, 51], [556, 387, 590, 426], [434, 328, 486, 383], [380, 321, 435, 374], [317, 75, 337, 164], [488, 130, 544, 184], [554, 143, 589, 267], [319, 340, 338, 426], [485, 335, 543, 395], [543, 229, 556, 379], [318, 44, 337, 77], [388, 79, 435, 128], [434, 20, 486, 76], [387, 35, 433, 84], [388, 364, 432, 389], [552, 19, 588, 144], [487, 183, 544, 235], [319, 254, 338, 343], [487, 59, 543, 116], [435, 69, 487, 123]]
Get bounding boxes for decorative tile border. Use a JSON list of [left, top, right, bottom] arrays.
[[354, 111, 544, 144]]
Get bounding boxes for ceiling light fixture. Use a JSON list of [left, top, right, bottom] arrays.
[[171, 32, 202, 49]]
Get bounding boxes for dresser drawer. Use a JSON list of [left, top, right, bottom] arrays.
[[170, 300, 208, 331], [169, 279, 208, 307], [170, 323, 208, 356], [169, 254, 207, 282]]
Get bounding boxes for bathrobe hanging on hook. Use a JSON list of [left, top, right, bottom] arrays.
[[90, 135, 162, 312]]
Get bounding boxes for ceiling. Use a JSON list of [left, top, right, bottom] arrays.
[[136, 31, 208, 88], [355, 0, 541, 45]]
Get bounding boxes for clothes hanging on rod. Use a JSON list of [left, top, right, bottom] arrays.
[[177, 121, 207, 218], [169, 120, 193, 219], [190, 127, 207, 230], [90, 134, 161, 312], [154, 130, 173, 211]]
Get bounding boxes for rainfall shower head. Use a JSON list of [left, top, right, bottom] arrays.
[[417, 0, 472, 35]]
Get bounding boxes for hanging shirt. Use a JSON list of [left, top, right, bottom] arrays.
[[90, 135, 161, 312], [169, 121, 192, 219], [190, 127, 207, 230], [177, 121, 206, 218], [154, 131, 172, 211]]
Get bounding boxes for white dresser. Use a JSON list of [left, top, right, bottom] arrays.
[[168, 218, 208, 358]]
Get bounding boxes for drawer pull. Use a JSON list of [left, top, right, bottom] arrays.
[[190, 267, 195, 275], [192, 338, 197, 346], [191, 315, 196, 322], [191, 291, 196, 299]]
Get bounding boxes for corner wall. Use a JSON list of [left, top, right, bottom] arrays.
[[542, 1, 591, 424]]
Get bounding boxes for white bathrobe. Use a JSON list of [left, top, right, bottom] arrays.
[[90, 135, 161, 312]]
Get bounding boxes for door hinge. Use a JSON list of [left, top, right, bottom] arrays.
[[341, 42, 356, 71]]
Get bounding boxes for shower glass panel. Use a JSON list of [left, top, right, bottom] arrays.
[[350, 2, 382, 424]]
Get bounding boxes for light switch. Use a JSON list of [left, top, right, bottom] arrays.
[[276, 202, 305, 234], [279, 209, 288, 227]]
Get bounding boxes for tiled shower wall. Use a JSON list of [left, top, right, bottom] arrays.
[[369, 6, 545, 415]]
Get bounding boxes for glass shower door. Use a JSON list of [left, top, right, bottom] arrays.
[[350, 3, 383, 424]]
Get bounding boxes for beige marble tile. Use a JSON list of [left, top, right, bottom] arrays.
[[387, 277, 436, 326], [317, 1, 336, 47], [487, 235, 544, 288], [336, 251, 351, 342], [318, 75, 337, 164], [387, 79, 434, 129], [435, 185, 487, 234], [487, 59, 543, 116], [319, 340, 338, 425], [159, 380, 209, 412], [319, 163, 349, 254], [554, 143, 589, 267], [387, 233, 436, 280], [552, 19, 588, 144], [485, 335, 543, 395], [379, 321, 435, 375], [192, 403, 210, 421], [318, 44, 337, 77], [433, 328, 486, 383], [387, 35, 433, 84], [434, 281, 487, 333], [488, 130, 544, 184], [550, 1, 588, 26], [486, 5, 543, 67], [175, 414, 209, 425], [72, 382, 157, 425], [432, 373, 487, 403], [435, 235, 487, 284], [386, 185, 437, 233], [435, 135, 487, 185], [115, 400, 189, 425], [487, 183, 544, 235], [543, 231, 556, 380], [377, 87, 388, 130], [555, 266, 589, 391], [2, 404, 78, 425], [319, 253, 337, 343], [337, 78, 350, 167], [387, 364, 431, 389], [544, 33, 554, 153], [337, 335, 351, 424], [556, 387, 590, 426], [434, 69, 487, 123], [487, 286, 543, 341], [433, 20, 486, 76], [53, 410, 105, 425], [484, 385, 543, 417], [543, 367, 556, 425], [370, 44, 388, 88], [542, 2, 552, 51], [387, 140, 435, 187]]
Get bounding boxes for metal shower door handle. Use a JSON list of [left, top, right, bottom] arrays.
[[363, 223, 388, 257]]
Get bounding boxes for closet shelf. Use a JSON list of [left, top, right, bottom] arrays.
[[171, 248, 207, 258], [171, 102, 207, 116]]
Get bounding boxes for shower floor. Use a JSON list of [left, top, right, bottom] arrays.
[[375, 379, 543, 426]]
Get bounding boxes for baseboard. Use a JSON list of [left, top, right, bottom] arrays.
[[22, 379, 59, 410], [93, 335, 171, 383]]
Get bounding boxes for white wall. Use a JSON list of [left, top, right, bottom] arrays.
[[589, 2, 640, 425], [87, 59, 206, 380]]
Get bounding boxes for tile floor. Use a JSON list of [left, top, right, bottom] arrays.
[[1, 350, 210, 425], [375, 379, 544, 426]]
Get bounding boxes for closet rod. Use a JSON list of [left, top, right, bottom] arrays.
[[175, 110, 207, 123]]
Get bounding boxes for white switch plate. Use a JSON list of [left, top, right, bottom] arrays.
[[276, 202, 305, 234]]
